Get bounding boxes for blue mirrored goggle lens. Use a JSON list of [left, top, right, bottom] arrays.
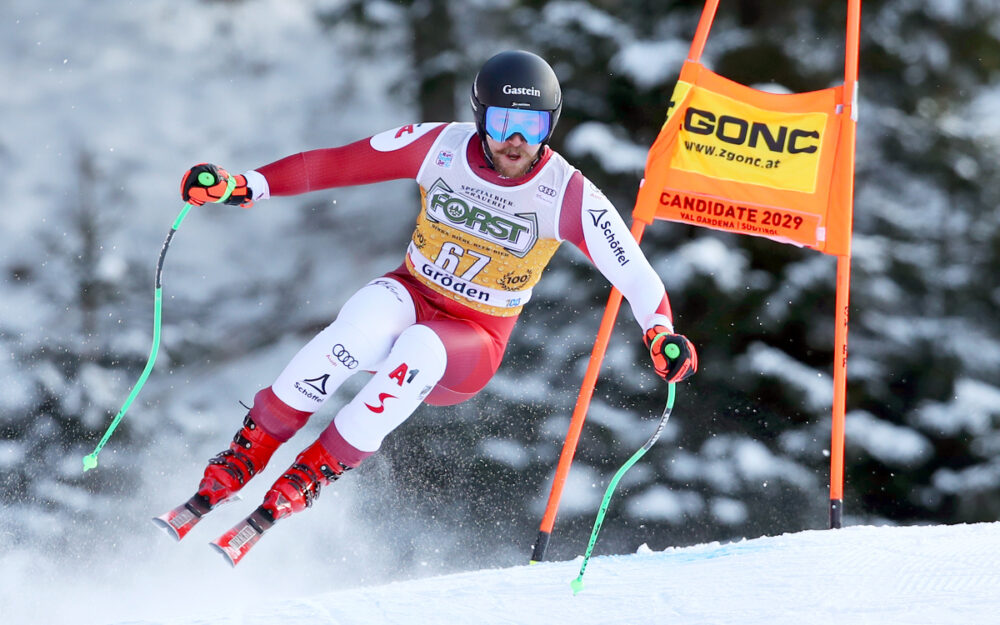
[[484, 108, 551, 144]]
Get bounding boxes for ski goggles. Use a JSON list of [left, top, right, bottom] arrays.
[[484, 107, 551, 145]]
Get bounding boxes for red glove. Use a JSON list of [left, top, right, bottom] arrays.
[[644, 325, 697, 383], [180, 163, 253, 207]]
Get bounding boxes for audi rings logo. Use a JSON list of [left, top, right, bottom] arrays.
[[330, 344, 359, 369]]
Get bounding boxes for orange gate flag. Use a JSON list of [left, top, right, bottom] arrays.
[[629, 0, 860, 532], [633, 60, 856, 257]]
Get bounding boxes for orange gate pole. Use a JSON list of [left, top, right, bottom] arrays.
[[830, 256, 851, 528], [830, 0, 861, 529], [687, 0, 719, 62]]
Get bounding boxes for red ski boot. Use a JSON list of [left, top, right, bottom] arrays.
[[261, 440, 350, 522], [209, 441, 351, 566], [198, 413, 283, 507], [153, 414, 283, 541]]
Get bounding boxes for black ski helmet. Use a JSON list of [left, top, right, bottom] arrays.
[[471, 50, 562, 148]]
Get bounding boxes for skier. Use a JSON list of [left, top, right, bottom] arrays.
[[159, 50, 697, 564]]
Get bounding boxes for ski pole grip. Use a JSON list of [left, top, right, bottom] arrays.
[[214, 174, 238, 204], [194, 170, 237, 204], [650, 331, 681, 360]]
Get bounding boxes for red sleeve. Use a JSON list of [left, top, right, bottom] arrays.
[[558, 171, 588, 250], [257, 123, 447, 196]]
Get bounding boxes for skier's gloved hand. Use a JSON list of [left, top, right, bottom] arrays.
[[180, 163, 253, 207], [644, 325, 697, 383]]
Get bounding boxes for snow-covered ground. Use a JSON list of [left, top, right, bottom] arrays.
[[16, 522, 999, 625]]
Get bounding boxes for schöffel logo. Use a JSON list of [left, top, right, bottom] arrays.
[[587, 208, 631, 267], [503, 85, 541, 97], [426, 179, 537, 257], [302, 374, 330, 395]]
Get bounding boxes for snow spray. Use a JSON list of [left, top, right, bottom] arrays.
[[571, 369, 678, 594]]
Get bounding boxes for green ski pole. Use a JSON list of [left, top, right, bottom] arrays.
[[571, 350, 679, 594], [83, 174, 237, 472], [82, 200, 199, 472]]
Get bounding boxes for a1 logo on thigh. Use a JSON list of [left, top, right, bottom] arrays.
[[388, 362, 420, 386]]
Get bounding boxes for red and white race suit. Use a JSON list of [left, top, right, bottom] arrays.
[[238, 122, 675, 466]]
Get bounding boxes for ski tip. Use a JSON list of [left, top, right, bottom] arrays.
[[209, 540, 240, 568], [209, 518, 265, 568], [151, 515, 184, 541], [152, 501, 205, 542]]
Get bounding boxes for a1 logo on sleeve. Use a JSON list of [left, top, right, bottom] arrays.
[[370, 123, 444, 152]]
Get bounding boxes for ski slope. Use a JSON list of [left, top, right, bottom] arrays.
[[111, 522, 998, 625]]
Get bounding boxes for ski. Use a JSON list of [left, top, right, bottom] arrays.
[[209, 506, 275, 567], [152, 493, 239, 541]]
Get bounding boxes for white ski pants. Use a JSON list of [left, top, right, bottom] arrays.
[[270, 277, 447, 455]]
